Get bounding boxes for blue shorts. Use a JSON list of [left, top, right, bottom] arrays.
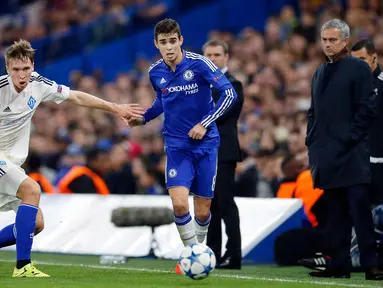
[[165, 147, 218, 198]]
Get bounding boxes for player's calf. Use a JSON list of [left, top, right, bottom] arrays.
[[0, 208, 44, 249], [14, 178, 40, 269], [194, 196, 212, 243], [169, 187, 197, 246], [35, 208, 44, 234]]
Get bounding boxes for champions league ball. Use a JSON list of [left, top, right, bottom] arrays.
[[178, 243, 216, 280]]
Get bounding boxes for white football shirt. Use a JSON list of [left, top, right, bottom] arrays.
[[0, 71, 70, 166]]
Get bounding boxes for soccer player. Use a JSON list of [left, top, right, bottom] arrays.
[[128, 18, 237, 248], [0, 39, 143, 277]]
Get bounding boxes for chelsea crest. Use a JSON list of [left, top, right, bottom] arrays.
[[183, 70, 194, 81]]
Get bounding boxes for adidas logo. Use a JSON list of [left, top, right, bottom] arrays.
[[160, 77, 166, 84], [3, 107, 11, 112]]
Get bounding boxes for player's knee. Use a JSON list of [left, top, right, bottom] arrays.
[[195, 210, 210, 221], [17, 178, 41, 205], [172, 199, 189, 216], [194, 198, 211, 220]]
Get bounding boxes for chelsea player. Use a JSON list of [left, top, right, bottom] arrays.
[[129, 18, 237, 247]]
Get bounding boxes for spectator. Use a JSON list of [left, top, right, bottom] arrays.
[[57, 147, 111, 195], [105, 140, 137, 194]]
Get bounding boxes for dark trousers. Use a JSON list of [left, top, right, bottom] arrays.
[[324, 184, 378, 271], [207, 162, 241, 262], [370, 163, 383, 205]]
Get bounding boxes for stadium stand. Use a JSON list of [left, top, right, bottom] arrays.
[[3, 0, 381, 200]]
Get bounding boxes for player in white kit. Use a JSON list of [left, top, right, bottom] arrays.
[[0, 40, 143, 277]]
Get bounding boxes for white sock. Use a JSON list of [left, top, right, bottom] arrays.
[[194, 212, 212, 243], [174, 212, 197, 246]]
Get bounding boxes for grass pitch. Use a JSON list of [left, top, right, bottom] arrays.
[[0, 251, 381, 287]]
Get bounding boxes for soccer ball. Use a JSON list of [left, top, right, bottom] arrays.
[[178, 243, 216, 280]]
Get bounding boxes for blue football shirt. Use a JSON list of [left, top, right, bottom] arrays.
[[144, 51, 237, 149]]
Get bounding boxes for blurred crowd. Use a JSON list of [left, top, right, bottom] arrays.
[[0, 0, 175, 50], [21, 0, 383, 196]]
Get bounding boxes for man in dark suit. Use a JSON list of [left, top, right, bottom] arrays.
[[306, 19, 383, 280], [351, 40, 383, 207], [295, 39, 383, 274], [203, 40, 244, 269]]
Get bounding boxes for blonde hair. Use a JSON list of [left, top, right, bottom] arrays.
[[5, 39, 35, 66]]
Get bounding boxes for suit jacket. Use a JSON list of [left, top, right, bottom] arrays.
[[306, 55, 376, 189], [212, 71, 244, 163]]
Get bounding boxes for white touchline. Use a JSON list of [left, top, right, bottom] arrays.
[[0, 259, 378, 288]]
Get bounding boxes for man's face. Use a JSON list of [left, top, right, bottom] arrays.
[[321, 28, 349, 58], [91, 152, 111, 175], [6, 58, 34, 93], [351, 47, 376, 71], [154, 33, 183, 63], [203, 45, 228, 70]]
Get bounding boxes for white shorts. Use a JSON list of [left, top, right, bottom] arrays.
[[0, 155, 27, 212]]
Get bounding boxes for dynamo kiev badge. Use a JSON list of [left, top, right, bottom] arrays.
[[183, 70, 194, 81], [168, 169, 177, 178]]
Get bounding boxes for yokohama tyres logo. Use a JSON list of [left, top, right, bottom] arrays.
[[163, 83, 198, 93]]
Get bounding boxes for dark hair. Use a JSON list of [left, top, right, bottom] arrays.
[[154, 18, 181, 41], [202, 39, 229, 54], [86, 147, 108, 163], [351, 39, 376, 55]]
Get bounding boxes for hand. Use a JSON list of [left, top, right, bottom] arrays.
[[188, 123, 207, 140], [114, 103, 145, 125], [128, 116, 145, 127]]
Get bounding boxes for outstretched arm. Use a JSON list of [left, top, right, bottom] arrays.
[[128, 94, 163, 127], [129, 75, 164, 127], [67, 90, 144, 125], [142, 93, 163, 124], [67, 90, 118, 111]]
